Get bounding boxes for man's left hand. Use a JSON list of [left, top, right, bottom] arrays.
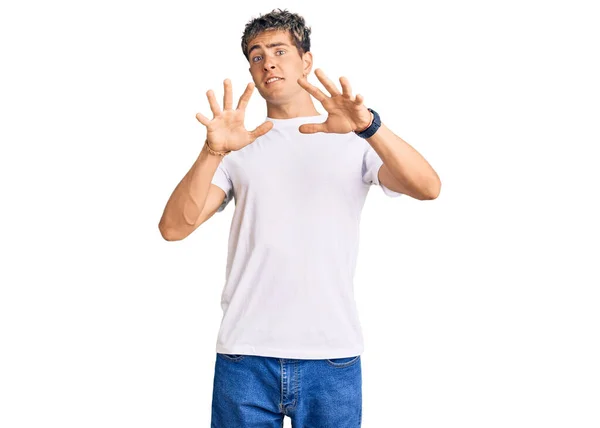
[[297, 68, 373, 134]]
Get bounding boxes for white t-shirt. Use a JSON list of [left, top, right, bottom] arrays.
[[210, 113, 402, 359]]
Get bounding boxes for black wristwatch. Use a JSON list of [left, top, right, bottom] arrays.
[[354, 108, 381, 139]]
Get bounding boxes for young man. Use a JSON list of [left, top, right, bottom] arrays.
[[159, 8, 441, 427]]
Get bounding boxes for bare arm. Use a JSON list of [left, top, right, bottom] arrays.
[[370, 123, 441, 200], [158, 78, 272, 242], [158, 144, 226, 241]]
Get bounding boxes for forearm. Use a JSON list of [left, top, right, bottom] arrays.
[[366, 123, 441, 199], [158, 144, 223, 240]]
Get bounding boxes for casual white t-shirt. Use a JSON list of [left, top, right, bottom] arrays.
[[210, 113, 402, 359]]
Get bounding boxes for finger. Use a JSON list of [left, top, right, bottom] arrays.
[[195, 112, 210, 126], [250, 120, 274, 140], [339, 76, 352, 98], [297, 76, 328, 103], [223, 79, 233, 110], [355, 93, 364, 106], [206, 89, 221, 117], [236, 82, 255, 110], [315, 68, 341, 96], [298, 122, 327, 134]]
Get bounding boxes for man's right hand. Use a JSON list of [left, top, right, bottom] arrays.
[[195, 79, 273, 153]]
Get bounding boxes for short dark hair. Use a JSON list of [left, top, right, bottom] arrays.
[[241, 8, 312, 61]]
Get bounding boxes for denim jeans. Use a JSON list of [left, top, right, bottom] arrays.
[[211, 352, 362, 427]]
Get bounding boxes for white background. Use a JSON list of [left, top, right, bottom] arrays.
[[1, 0, 599, 427]]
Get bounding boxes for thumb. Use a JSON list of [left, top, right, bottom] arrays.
[[298, 122, 326, 134], [249, 120, 274, 140]]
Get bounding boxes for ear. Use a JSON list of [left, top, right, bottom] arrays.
[[302, 51, 313, 77]]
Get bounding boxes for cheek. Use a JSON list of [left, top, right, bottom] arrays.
[[249, 70, 260, 83]]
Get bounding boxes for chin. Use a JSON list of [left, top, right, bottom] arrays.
[[263, 92, 292, 104]]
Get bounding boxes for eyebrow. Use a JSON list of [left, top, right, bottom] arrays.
[[248, 42, 290, 56]]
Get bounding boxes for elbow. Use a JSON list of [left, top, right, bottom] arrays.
[[158, 220, 186, 242], [158, 223, 176, 241], [160, 231, 180, 242], [422, 178, 441, 200]]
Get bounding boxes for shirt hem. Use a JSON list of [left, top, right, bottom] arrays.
[[215, 343, 364, 360]]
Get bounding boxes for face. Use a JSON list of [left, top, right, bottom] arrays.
[[247, 30, 312, 104]]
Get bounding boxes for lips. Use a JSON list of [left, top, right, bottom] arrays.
[[265, 77, 284, 84]]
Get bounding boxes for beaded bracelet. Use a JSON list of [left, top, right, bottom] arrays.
[[204, 139, 231, 157]]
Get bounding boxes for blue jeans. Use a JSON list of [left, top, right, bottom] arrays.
[[211, 353, 362, 427]]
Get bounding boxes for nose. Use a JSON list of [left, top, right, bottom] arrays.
[[263, 56, 277, 71]]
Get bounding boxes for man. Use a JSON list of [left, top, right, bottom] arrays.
[[158, 8, 441, 428]]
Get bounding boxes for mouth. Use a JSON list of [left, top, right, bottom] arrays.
[[265, 77, 284, 85]]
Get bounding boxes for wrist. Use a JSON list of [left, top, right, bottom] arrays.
[[204, 139, 231, 157], [201, 142, 220, 158], [354, 108, 381, 139], [354, 110, 374, 133]]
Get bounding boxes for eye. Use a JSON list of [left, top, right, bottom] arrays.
[[252, 50, 285, 63]]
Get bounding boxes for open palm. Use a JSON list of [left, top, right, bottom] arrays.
[[196, 79, 273, 152], [297, 68, 373, 134]]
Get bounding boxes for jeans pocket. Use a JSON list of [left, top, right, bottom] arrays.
[[325, 355, 360, 368], [217, 353, 246, 362]]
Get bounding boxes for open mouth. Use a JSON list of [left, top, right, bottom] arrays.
[[266, 77, 284, 85]]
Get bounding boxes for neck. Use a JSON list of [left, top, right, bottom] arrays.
[[266, 93, 321, 119]]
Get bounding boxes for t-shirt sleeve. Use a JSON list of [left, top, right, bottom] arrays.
[[210, 159, 234, 212], [361, 141, 403, 198]]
